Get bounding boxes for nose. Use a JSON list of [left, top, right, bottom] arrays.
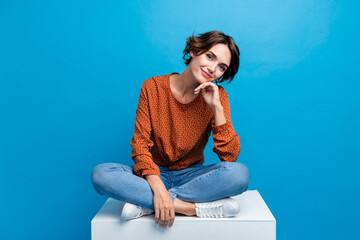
[[207, 62, 216, 74]]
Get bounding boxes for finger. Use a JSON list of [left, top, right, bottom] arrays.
[[194, 82, 210, 92], [160, 209, 166, 228], [202, 83, 216, 91], [155, 207, 160, 224], [194, 86, 207, 95], [164, 208, 170, 229], [194, 83, 206, 92], [195, 82, 215, 93], [169, 209, 175, 228], [194, 88, 201, 95]]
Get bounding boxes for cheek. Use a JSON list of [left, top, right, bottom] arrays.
[[215, 70, 224, 78], [201, 56, 210, 64]]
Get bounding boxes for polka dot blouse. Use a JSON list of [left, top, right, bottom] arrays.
[[130, 72, 241, 178]]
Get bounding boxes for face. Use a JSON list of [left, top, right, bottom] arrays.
[[189, 43, 231, 84]]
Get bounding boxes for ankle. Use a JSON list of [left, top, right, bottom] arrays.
[[179, 206, 196, 216], [174, 198, 196, 216]]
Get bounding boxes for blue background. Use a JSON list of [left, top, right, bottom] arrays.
[[1, 0, 359, 239]]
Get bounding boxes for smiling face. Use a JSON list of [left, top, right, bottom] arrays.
[[189, 43, 232, 84]]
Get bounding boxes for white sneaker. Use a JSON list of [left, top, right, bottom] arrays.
[[195, 198, 240, 218], [120, 202, 154, 221]]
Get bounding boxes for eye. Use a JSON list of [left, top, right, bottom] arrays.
[[219, 66, 226, 72], [206, 54, 213, 60]]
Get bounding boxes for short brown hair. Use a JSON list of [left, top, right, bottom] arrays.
[[183, 30, 240, 84]]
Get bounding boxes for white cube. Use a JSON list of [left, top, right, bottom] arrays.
[[91, 190, 276, 240]]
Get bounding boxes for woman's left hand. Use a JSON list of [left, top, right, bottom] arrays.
[[194, 82, 221, 110]]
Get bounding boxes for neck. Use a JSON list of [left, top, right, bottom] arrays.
[[172, 68, 200, 97]]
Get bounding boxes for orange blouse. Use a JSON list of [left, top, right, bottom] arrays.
[[130, 72, 241, 178]]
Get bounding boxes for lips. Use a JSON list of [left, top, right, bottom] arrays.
[[201, 69, 212, 79]]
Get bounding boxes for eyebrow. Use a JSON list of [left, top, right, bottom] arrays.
[[208, 51, 229, 69]]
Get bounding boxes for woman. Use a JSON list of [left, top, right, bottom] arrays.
[[91, 30, 250, 229]]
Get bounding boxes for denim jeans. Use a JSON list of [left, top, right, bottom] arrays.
[[91, 161, 250, 211]]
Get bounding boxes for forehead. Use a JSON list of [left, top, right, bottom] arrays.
[[207, 43, 231, 66]]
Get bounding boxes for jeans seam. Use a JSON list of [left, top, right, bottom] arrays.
[[169, 171, 174, 188]]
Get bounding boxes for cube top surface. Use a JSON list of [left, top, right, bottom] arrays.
[[92, 190, 275, 223]]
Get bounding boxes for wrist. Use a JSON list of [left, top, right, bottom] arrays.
[[145, 175, 166, 192], [212, 104, 226, 126], [212, 104, 223, 112], [152, 185, 166, 194]]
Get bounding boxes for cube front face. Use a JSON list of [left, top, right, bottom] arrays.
[[92, 221, 276, 240], [91, 190, 276, 240]]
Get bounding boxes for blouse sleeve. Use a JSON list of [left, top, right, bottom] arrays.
[[130, 80, 160, 178], [211, 87, 241, 162]]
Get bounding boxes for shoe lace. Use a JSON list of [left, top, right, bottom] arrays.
[[196, 202, 224, 218], [142, 207, 153, 215], [134, 205, 153, 218]]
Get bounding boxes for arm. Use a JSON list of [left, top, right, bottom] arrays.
[[211, 89, 241, 162], [130, 81, 160, 178], [130, 80, 175, 228], [194, 82, 241, 162]]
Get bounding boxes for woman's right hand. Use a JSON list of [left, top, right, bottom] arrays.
[[145, 175, 175, 228], [153, 188, 175, 228]]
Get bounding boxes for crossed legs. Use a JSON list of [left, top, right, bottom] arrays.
[[91, 161, 250, 214]]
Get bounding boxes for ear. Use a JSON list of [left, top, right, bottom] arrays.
[[190, 50, 194, 57]]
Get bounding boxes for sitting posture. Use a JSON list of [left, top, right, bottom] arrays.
[[91, 30, 250, 229]]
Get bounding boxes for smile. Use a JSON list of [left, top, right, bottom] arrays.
[[201, 69, 212, 79]]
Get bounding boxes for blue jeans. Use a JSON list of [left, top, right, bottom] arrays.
[[91, 161, 250, 211]]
